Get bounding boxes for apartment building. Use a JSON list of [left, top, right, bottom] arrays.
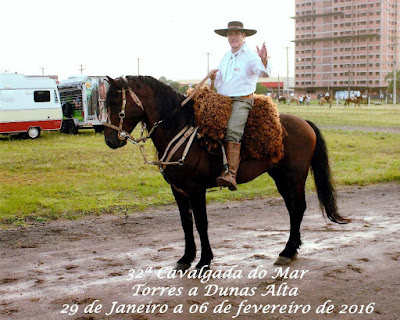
[[293, 0, 399, 97]]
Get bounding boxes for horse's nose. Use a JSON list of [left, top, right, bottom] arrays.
[[106, 139, 119, 149], [105, 135, 127, 149]]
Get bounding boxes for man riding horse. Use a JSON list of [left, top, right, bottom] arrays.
[[210, 21, 271, 191]]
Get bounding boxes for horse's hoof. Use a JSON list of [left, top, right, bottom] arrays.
[[175, 263, 191, 271], [274, 256, 292, 265], [274, 252, 298, 265], [195, 264, 210, 277]]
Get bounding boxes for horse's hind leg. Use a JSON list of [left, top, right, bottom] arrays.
[[172, 187, 196, 270], [189, 189, 213, 270], [269, 169, 307, 265]]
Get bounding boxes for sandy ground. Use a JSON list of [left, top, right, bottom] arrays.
[[1, 183, 399, 320]]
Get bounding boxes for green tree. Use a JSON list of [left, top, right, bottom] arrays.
[[179, 85, 189, 94], [255, 82, 268, 95], [384, 70, 400, 94], [158, 76, 181, 92]]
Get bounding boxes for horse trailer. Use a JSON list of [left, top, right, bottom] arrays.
[[0, 73, 62, 139], [57, 76, 108, 134]]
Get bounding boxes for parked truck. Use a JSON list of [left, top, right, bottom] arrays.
[[57, 76, 108, 134], [0, 73, 62, 139]]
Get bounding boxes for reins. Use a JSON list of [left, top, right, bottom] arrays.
[[181, 70, 215, 107]]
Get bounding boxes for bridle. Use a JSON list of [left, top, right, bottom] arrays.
[[102, 86, 161, 144], [103, 70, 215, 143], [102, 83, 198, 169]]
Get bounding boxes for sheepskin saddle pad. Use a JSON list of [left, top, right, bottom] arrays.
[[190, 87, 286, 162]]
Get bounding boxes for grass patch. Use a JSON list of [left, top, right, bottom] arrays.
[[277, 104, 400, 128], [326, 130, 399, 185], [0, 105, 399, 227]]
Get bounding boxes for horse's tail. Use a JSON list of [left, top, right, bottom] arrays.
[[307, 120, 350, 224]]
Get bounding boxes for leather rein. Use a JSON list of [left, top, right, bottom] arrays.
[[102, 84, 198, 169]]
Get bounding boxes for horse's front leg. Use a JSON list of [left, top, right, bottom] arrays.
[[172, 187, 196, 271], [189, 189, 213, 270]]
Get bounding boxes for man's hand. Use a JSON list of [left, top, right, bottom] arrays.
[[256, 43, 268, 67], [209, 69, 219, 81]]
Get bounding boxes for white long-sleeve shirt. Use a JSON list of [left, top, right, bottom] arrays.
[[214, 42, 272, 97]]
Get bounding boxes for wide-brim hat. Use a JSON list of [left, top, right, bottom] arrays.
[[214, 21, 257, 37]]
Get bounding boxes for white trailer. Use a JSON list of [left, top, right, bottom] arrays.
[[0, 73, 62, 138], [57, 76, 108, 134]]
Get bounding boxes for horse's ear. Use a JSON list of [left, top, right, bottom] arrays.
[[106, 76, 119, 88]]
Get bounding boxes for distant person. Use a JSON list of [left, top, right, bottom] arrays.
[[305, 94, 310, 105], [74, 96, 82, 109], [209, 21, 271, 191]]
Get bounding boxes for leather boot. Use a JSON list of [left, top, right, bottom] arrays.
[[216, 142, 241, 191]]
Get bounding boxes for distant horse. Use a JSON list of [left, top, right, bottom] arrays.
[[287, 96, 299, 106], [319, 96, 333, 108], [357, 96, 368, 105], [103, 76, 349, 270], [344, 97, 361, 108], [353, 97, 362, 107], [344, 98, 352, 107], [277, 96, 286, 104]]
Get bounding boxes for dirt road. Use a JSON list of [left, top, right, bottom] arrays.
[[1, 183, 399, 320]]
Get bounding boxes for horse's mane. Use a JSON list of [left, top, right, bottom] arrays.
[[108, 76, 194, 133]]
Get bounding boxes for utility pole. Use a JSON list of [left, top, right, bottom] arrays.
[[393, 43, 397, 105], [79, 64, 85, 74], [135, 58, 144, 76], [278, 74, 281, 97], [386, 38, 399, 104], [286, 46, 290, 95], [204, 52, 212, 73], [346, 64, 351, 99]]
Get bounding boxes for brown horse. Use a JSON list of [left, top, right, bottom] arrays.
[[277, 96, 286, 104], [344, 97, 361, 108], [103, 76, 349, 270], [287, 96, 299, 106], [354, 96, 364, 107], [319, 96, 333, 108]]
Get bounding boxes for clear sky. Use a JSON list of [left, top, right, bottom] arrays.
[[1, 0, 295, 81]]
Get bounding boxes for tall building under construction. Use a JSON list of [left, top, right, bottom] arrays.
[[293, 0, 399, 97]]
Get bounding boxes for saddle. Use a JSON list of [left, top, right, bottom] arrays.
[[190, 87, 286, 163]]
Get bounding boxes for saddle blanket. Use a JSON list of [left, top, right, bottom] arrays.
[[190, 87, 286, 163]]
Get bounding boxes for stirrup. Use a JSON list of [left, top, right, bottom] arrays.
[[216, 173, 237, 191]]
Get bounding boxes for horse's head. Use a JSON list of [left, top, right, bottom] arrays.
[[103, 76, 145, 149]]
